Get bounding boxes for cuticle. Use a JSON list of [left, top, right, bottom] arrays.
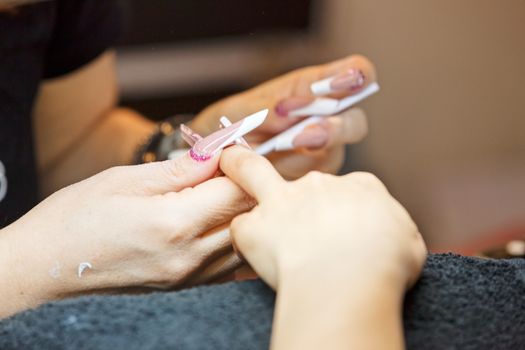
[[189, 148, 212, 162]]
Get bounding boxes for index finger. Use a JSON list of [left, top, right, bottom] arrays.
[[220, 146, 285, 202]]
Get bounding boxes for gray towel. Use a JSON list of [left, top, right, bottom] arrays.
[[1, 254, 524, 350]]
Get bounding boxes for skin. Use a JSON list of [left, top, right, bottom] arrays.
[[2, 38, 375, 317], [0, 151, 255, 318], [220, 146, 428, 350]]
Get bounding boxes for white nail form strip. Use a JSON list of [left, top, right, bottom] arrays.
[[256, 116, 323, 155], [256, 83, 380, 155], [219, 116, 251, 148], [289, 82, 380, 117], [213, 109, 268, 152]]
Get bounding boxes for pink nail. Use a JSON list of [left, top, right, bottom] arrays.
[[330, 68, 366, 92], [292, 125, 329, 149], [275, 96, 315, 117], [190, 110, 267, 161]]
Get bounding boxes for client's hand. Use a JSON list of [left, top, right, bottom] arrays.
[[220, 146, 427, 350], [191, 55, 375, 179], [220, 146, 427, 292], [0, 152, 252, 317]]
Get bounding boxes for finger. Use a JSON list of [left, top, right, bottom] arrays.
[[182, 251, 243, 287], [118, 151, 221, 195], [324, 107, 369, 148], [312, 55, 378, 97], [220, 146, 285, 201], [174, 177, 256, 237], [285, 108, 367, 152], [197, 224, 232, 254], [273, 55, 378, 117], [291, 122, 330, 150]]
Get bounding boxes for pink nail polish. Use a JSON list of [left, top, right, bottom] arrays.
[[330, 68, 366, 92], [190, 110, 267, 161], [275, 96, 315, 117]]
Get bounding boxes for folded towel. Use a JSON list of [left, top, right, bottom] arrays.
[[1, 254, 524, 350]]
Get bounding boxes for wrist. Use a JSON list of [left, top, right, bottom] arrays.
[[0, 223, 54, 317], [273, 271, 405, 350]]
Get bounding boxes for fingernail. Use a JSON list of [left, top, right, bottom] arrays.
[[330, 68, 366, 92], [311, 68, 366, 96], [190, 110, 267, 161], [292, 125, 329, 149], [275, 96, 315, 117]]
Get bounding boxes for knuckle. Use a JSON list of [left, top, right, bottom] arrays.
[[304, 170, 325, 181], [160, 159, 187, 183], [230, 214, 256, 246], [347, 172, 383, 189]]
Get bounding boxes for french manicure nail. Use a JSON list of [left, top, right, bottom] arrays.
[[190, 110, 268, 161], [311, 68, 366, 96], [330, 68, 366, 92], [275, 96, 315, 117], [292, 125, 329, 149]]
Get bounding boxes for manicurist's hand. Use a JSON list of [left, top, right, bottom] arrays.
[[191, 55, 376, 179], [0, 152, 253, 318], [220, 146, 427, 350]]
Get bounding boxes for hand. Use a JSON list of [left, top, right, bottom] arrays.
[[0, 151, 253, 317], [220, 146, 427, 292], [192, 55, 376, 179]]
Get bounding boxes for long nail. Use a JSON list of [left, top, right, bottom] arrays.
[[275, 96, 315, 117], [190, 109, 268, 161], [311, 68, 366, 96], [219, 116, 252, 149]]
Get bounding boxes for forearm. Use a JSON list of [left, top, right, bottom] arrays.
[[0, 224, 55, 318], [272, 271, 405, 350], [40, 108, 155, 196]]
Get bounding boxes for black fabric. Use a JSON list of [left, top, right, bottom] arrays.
[[0, 254, 524, 350], [0, 1, 120, 227]]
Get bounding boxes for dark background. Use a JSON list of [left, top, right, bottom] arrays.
[[116, 0, 313, 119]]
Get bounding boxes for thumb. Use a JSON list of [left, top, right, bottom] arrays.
[[122, 151, 221, 195]]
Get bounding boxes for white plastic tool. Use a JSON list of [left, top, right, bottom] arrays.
[[256, 82, 380, 155]]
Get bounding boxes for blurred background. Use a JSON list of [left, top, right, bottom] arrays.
[[116, 0, 525, 254]]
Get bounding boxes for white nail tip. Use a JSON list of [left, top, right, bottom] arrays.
[[258, 82, 380, 155], [310, 76, 335, 96], [220, 116, 251, 148], [289, 82, 380, 117], [256, 116, 322, 155], [288, 99, 339, 117], [216, 109, 268, 151]]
